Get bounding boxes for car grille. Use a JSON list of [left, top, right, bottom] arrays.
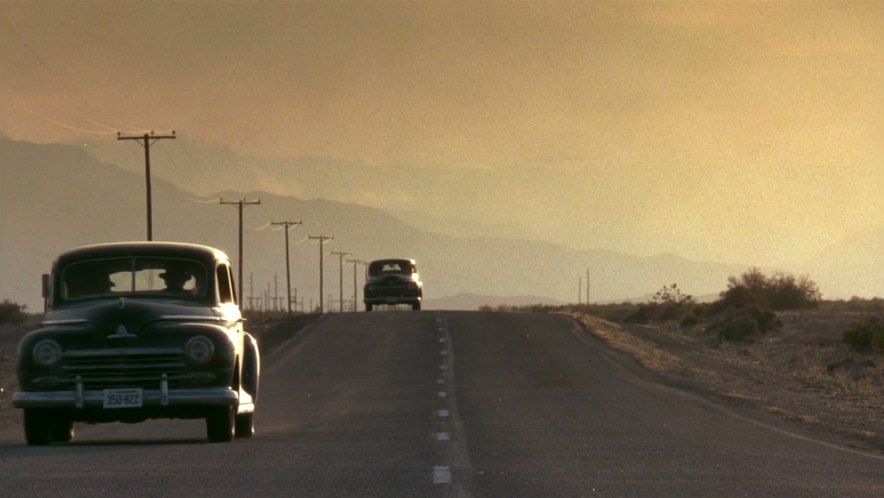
[[60, 348, 189, 389]]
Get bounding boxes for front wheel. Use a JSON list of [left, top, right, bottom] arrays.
[[206, 405, 235, 443], [51, 418, 75, 443], [365, 304, 373, 312], [235, 412, 254, 438], [23, 409, 52, 446], [412, 302, 421, 311]]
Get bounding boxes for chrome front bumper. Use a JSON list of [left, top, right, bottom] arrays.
[[13, 387, 238, 409]]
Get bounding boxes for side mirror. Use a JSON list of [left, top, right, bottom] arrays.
[[41, 274, 50, 299]]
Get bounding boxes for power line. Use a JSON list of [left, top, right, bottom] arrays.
[[0, 17, 137, 135], [117, 131, 176, 240], [0, 16, 51, 70]]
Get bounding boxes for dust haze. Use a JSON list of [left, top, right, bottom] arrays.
[[1, 1, 881, 306]]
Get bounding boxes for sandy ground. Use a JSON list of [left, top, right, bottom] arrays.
[[0, 319, 32, 442], [568, 309, 884, 456]]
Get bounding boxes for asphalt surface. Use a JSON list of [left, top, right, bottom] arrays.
[[0, 311, 881, 497]]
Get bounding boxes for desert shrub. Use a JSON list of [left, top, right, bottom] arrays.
[[843, 319, 884, 353], [626, 284, 695, 325], [872, 330, 884, 354], [0, 299, 28, 324], [679, 306, 704, 327], [712, 268, 820, 313], [843, 297, 884, 313], [707, 305, 779, 343], [566, 302, 639, 323]]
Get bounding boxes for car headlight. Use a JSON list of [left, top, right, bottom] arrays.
[[32, 339, 63, 367], [185, 335, 215, 365]]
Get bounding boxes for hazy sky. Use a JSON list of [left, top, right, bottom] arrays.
[[1, 1, 881, 267]]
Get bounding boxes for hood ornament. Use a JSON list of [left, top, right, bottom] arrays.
[[119, 297, 126, 310], [107, 324, 137, 339]]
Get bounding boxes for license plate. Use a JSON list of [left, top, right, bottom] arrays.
[[103, 388, 143, 408]]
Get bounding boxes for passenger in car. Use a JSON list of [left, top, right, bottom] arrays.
[[67, 268, 115, 297]]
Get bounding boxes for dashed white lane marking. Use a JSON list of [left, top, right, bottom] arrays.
[[431, 316, 474, 493], [433, 466, 452, 484]]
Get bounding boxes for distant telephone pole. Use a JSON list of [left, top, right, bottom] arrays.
[[308, 235, 334, 313], [271, 220, 303, 314], [586, 268, 590, 305], [117, 130, 176, 241], [346, 259, 365, 312], [248, 273, 255, 310], [330, 251, 351, 313], [220, 198, 261, 300]]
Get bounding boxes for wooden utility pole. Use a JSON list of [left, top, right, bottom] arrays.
[[330, 251, 351, 313], [346, 259, 365, 312], [248, 273, 255, 310], [586, 268, 590, 305], [117, 131, 176, 241], [308, 235, 333, 313], [271, 220, 302, 314], [220, 198, 261, 301]]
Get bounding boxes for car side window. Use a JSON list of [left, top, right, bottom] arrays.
[[217, 265, 234, 304], [227, 266, 238, 304]]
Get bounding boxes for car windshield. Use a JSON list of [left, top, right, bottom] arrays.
[[61, 257, 208, 300], [368, 261, 413, 276]]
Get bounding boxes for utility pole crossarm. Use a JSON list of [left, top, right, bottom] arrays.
[[271, 220, 303, 315]]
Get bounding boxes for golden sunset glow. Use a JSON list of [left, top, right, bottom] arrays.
[[1, 1, 881, 300]]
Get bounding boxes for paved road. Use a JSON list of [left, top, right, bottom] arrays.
[[1, 311, 881, 496]]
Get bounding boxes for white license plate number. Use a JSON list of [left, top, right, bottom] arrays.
[[103, 388, 143, 408]]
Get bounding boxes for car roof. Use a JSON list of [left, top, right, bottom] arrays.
[[369, 258, 416, 265], [54, 242, 230, 267]]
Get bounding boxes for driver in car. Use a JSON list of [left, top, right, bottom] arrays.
[[159, 266, 192, 295]]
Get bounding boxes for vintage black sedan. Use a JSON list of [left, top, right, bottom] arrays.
[[13, 242, 260, 445], [363, 258, 423, 311]]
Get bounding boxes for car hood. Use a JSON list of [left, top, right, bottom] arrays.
[[18, 299, 230, 359], [42, 298, 220, 335]]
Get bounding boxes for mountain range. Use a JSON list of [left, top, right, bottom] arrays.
[[1, 136, 880, 312]]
